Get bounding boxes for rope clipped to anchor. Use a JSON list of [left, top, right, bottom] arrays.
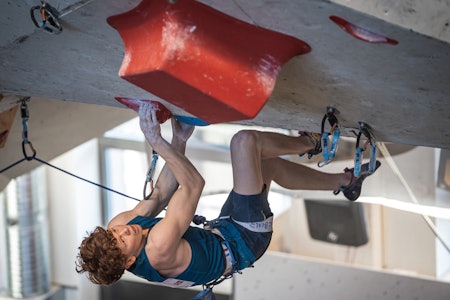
[[0, 97, 140, 202]]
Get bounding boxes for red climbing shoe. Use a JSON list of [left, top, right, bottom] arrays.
[[334, 160, 381, 201], [298, 131, 322, 159]]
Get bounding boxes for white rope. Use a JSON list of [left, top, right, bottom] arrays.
[[59, 0, 96, 18], [378, 142, 450, 253]]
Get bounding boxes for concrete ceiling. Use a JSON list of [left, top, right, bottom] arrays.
[[1, 0, 449, 187]]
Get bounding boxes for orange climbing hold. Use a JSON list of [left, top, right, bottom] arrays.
[[107, 0, 311, 124]]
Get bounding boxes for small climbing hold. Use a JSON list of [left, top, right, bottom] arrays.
[[330, 15, 398, 45]]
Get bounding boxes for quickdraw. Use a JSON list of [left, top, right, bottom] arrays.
[[318, 106, 340, 167], [20, 97, 37, 161], [143, 150, 159, 200], [30, 1, 63, 34], [353, 122, 378, 177], [0, 97, 141, 202]]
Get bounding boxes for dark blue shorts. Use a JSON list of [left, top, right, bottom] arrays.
[[219, 185, 273, 261]]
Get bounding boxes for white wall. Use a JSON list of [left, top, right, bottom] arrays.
[[233, 252, 450, 300]]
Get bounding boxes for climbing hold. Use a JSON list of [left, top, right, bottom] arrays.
[[115, 97, 209, 126], [107, 0, 311, 124], [330, 15, 398, 45], [174, 116, 209, 126], [115, 97, 172, 124]]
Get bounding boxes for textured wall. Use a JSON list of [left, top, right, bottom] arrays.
[[234, 252, 450, 300]]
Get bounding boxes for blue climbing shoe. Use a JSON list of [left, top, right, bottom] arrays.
[[334, 160, 381, 201]]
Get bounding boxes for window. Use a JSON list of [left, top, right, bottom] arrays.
[[99, 118, 292, 224]]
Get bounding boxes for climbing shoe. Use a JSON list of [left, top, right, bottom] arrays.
[[334, 160, 381, 201], [298, 131, 322, 159]]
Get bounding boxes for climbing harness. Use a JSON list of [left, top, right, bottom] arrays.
[[192, 215, 239, 300], [195, 216, 238, 280], [353, 122, 378, 177], [143, 150, 159, 200], [0, 97, 140, 202], [318, 106, 341, 167], [30, 1, 63, 34]]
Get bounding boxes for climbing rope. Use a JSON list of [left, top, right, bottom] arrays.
[[378, 142, 450, 254], [0, 97, 141, 202]]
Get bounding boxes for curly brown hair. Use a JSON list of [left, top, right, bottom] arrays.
[[75, 226, 128, 285]]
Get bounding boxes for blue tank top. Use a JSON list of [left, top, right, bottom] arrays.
[[126, 216, 225, 286]]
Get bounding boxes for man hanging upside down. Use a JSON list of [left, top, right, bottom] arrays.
[[76, 103, 380, 288]]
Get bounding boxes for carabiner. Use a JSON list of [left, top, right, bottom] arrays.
[[30, 1, 63, 34], [22, 140, 37, 161], [143, 151, 159, 200], [19, 97, 36, 160]]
